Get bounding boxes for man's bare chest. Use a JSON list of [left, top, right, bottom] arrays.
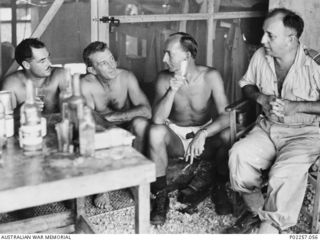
[[95, 87, 128, 110], [275, 65, 291, 93], [174, 86, 210, 110]]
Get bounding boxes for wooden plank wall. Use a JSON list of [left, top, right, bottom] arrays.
[[269, 0, 320, 50], [38, 1, 91, 64]]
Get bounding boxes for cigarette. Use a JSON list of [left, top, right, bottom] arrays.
[[182, 163, 192, 172]]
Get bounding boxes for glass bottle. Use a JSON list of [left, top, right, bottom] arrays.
[[19, 80, 42, 151], [65, 74, 85, 150], [79, 106, 95, 156], [59, 67, 73, 117]]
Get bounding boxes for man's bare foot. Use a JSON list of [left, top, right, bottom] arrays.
[[94, 192, 112, 210]]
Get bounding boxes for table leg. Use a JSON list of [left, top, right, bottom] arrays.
[[74, 197, 96, 234], [133, 183, 150, 233], [76, 197, 86, 219]]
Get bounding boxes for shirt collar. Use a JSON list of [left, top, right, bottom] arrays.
[[264, 43, 309, 70]]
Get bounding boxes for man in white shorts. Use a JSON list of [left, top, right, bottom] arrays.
[[148, 32, 232, 225]]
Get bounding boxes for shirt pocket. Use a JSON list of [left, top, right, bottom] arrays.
[[292, 74, 319, 101]]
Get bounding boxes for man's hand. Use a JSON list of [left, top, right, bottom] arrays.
[[270, 98, 297, 117], [184, 129, 207, 165], [256, 94, 277, 116], [170, 75, 186, 92], [35, 97, 44, 112]]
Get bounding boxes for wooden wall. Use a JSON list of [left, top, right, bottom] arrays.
[[269, 0, 320, 50], [37, 1, 91, 64]]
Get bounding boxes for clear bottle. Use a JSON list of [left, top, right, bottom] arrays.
[[79, 106, 95, 156], [19, 80, 42, 151], [59, 67, 73, 118], [65, 74, 85, 150]]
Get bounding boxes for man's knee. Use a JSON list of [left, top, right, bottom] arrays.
[[218, 128, 231, 146], [149, 124, 168, 146], [228, 142, 259, 192], [131, 117, 149, 136]]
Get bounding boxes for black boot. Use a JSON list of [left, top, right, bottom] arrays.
[[177, 159, 213, 205], [150, 189, 169, 226], [211, 182, 233, 215], [150, 176, 169, 226], [222, 210, 261, 234]]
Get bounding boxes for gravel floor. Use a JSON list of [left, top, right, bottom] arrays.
[[85, 160, 314, 234], [87, 188, 312, 234], [88, 190, 236, 234], [0, 185, 313, 234]]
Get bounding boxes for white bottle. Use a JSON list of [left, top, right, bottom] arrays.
[[19, 80, 42, 152]]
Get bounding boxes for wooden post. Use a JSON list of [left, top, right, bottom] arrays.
[[212, 0, 221, 67], [11, 0, 17, 47], [75, 197, 96, 234], [206, 1, 214, 66], [179, 0, 189, 32], [0, 8, 2, 78], [90, 0, 98, 41], [98, 0, 109, 46], [5, 0, 65, 77]]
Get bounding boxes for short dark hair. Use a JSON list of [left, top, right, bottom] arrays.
[[169, 32, 198, 58], [266, 8, 304, 38], [83, 41, 108, 67], [15, 38, 45, 67]]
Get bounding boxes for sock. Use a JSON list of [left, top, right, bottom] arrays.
[[151, 176, 167, 194]]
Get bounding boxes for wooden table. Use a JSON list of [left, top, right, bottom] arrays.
[[0, 123, 155, 234]]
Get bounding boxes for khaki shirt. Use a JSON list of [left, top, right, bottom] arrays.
[[239, 44, 320, 125]]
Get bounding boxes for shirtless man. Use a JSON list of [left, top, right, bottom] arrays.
[[2, 38, 65, 114], [81, 41, 151, 209], [149, 32, 232, 225]]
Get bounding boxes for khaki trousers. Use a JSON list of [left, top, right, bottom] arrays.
[[229, 117, 320, 230]]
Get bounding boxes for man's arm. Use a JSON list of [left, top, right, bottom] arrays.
[[185, 70, 229, 164], [243, 84, 320, 118], [272, 99, 320, 117], [152, 72, 185, 124], [103, 72, 151, 123], [202, 71, 229, 136], [2, 74, 21, 110], [242, 84, 278, 117], [80, 75, 95, 110]]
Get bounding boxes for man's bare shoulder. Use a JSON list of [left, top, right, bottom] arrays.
[[156, 70, 172, 83], [51, 67, 65, 77], [49, 67, 66, 83], [80, 73, 99, 85], [117, 68, 139, 83], [202, 67, 223, 84], [2, 71, 25, 89]]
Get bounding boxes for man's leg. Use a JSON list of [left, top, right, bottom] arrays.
[[209, 128, 233, 215], [94, 117, 150, 209], [148, 123, 184, 225], [258, 125, 320, 233], [177, 128, 230, 211], [225, 125, 276, 233], [130, 116, 150, 154]]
